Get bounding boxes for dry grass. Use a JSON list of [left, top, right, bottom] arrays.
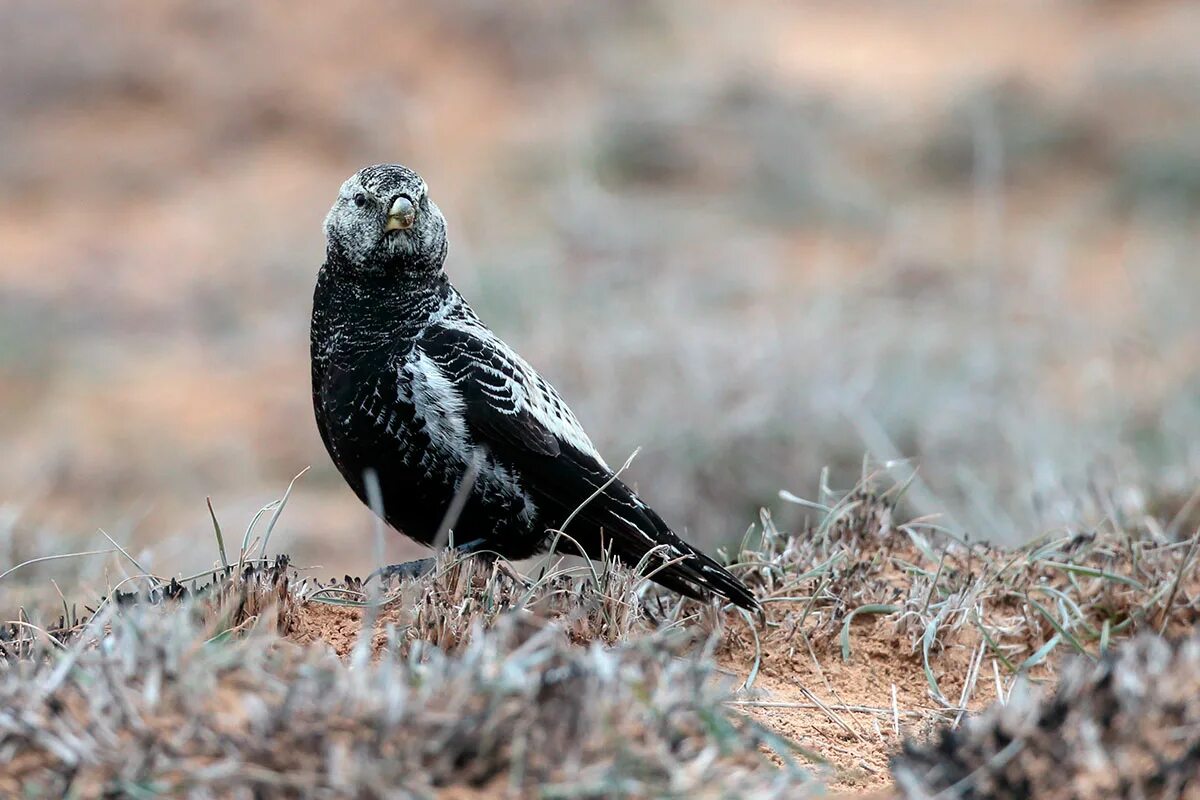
[[0, 555, 300, 662], [684, 477, 1188, 791], [0, 572, 809, 799], [894, 633, 1200, 799], [731, 476, 1200, 682], [3, 475, 1199, 796], [287, 549, 703, 658]]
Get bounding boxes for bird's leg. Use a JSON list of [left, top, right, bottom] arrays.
[[367, 539, 489, 584]]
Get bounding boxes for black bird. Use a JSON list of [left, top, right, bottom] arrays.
[[310, 164, 757, 610]]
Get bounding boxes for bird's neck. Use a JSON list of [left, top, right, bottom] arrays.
[[314, 258, 455, 356]]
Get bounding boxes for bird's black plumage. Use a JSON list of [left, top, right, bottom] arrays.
[[311, 164, 757, 610]]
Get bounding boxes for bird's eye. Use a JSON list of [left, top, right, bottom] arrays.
[[353, 192, 367, 208]]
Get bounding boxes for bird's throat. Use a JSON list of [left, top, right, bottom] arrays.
[[315, 261, 453, 355]]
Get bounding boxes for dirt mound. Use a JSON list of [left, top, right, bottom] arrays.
[[3, 485, 1198, 797], [0, 606, 809, 798]]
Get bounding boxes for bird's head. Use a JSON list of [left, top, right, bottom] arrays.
[[323, 164, 448, 277]]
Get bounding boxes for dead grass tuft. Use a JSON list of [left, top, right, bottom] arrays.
[[0, 601, 812, 799], [0, 555, 300, 661], [894, 632, 1200, 799], [727, 478, 1200, 683], [285, 548, 698, 658]]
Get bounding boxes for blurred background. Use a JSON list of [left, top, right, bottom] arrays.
[[2, 1, 1198, 603]]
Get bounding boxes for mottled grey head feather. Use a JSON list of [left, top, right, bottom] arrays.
[[324, 163, 447, 274]]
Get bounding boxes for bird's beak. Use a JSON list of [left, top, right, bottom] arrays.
[[384, 196, 417, 232]]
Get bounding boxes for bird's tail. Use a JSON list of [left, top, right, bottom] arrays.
[[644, 537, 759, 612], [556, 474, 760, 611], [621, 501, 757, 611]]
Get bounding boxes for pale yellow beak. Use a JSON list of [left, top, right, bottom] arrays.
[[384, 196, 417, 231]]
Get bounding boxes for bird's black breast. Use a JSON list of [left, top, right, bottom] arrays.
[[313, 346, 465, 547], [310, 289, 547, 552]]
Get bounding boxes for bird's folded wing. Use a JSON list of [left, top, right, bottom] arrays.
[[418, 325, 602, 461], [420, 327, 651, 533], [419, 325, 670, 552], [418, 324, 753, 606]]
